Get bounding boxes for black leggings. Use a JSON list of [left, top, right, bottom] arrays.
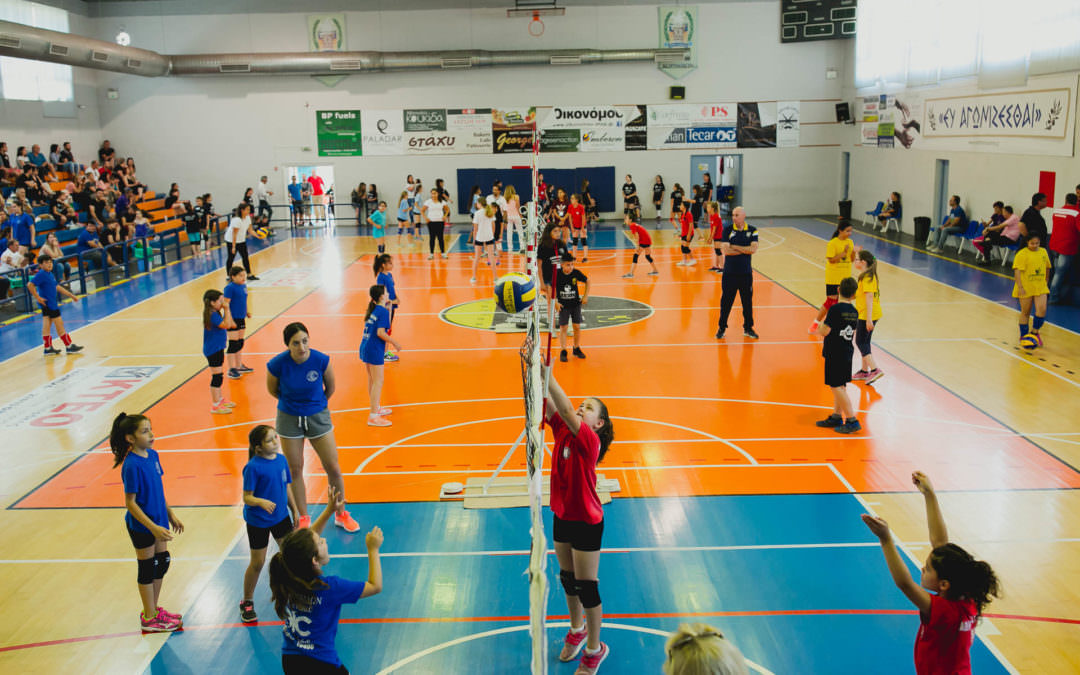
[[855, 319, 877, 356], [428, 222, 445, 254], [282, 654, 348, 674], [226, 242, 250, 274]]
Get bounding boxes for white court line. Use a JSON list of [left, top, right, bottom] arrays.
[[788, 251, 826, 269], [978, 338, 1080, 390], [351, 416, 524, 475], [315, 463, 840, 478], [614, 415, 757, 465]]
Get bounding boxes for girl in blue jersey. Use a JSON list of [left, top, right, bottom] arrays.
[[373, 254, 400, 363], [239, 424, 298, 623], [203, 289, 236, 415], [111, 412, 185, 633], [359, 284, 402, 428], [395, 191, 410, 240], [368, 201, 388, 253], [224, 266, 253, 380], [270, 486, 383, 675]]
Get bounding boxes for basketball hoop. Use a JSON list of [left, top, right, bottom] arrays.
[[528, 11, 545, 37]]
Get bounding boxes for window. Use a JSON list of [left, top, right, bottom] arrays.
[[0, 0, 73, 102]]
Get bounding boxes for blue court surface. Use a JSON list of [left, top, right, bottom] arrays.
[[148, 495, 1009, 674]]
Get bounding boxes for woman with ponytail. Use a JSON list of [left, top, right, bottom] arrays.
[[270, 486, 383, 674], [111, 412, 185, 633], [862, 472, 1000, 675]]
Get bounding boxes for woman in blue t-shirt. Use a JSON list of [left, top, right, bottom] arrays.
[[202, 289, 235, 414], [269, 486, 383, 675], [266, 322, 359, 533], [359, 285, 403, 428], [111, 412, 185, 633]]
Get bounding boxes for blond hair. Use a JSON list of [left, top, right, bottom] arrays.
[[663, 624, 748, 675]]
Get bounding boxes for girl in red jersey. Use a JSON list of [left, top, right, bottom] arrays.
[[542, 366, 615, 675], [568, 193, 588, 262], [675, 202, 696, 266], [621, 214, 659, 278], [706, 201, 725, 273], [862, 471, 1000, 675]]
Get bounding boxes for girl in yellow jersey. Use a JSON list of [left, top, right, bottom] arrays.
[[1013, 233, 1051, 347], [809, 222, 858, 334], [852, 251, 884, 384]]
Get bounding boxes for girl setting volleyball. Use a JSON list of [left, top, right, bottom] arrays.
[[862, 471, 1000, 675], [240, 424, 297, 624], [359, 284, 403, 428], [112, 412, 185, 633], [202, 289, 236, 414], [270, 486, 383, 675]]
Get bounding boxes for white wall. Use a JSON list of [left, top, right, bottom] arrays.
[[80, 2, 847, 217]]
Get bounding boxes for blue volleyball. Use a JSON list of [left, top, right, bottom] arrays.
[[494, 273, 536, 314]]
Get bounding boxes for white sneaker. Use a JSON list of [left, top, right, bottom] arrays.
[[675, 260, 686, 266], [470, 276, 477, 283], [686, 259, 697, 265], [427, 254, 434, 260]]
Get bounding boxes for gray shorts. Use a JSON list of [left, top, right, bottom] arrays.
[[276, 407, 333, 440]]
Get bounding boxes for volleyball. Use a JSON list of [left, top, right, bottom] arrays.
[[1019, 333, 1039, 350], [493, 273, 536, 314]]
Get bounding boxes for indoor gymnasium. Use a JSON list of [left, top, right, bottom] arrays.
[[1, 1, 1079, 673]]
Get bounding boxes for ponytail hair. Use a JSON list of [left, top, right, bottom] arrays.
[[591, 397, 615, 462], [663, 622, 748, 675], [929, 543, 1001, 616], [364, 284, 386, 323], [202, 289, 222, 330], [857, 250, 878, 286], [110, 412, 149, 467], [247, 424, 274, 460], [268, 528, 329, 619], [373, 253, 391, 276]]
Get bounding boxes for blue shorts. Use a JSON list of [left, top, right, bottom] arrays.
[[360, 344, 385, 366]]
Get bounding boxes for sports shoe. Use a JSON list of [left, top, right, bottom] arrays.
[[816, 414, 843, 428], [715, 328, 725, 339], [334, 510, 360, 533], [470, 277, 477, 283], [441, 253, 449, 259], [210, 401, 232, 415], [247, 275, 260, 281], [835, 419, 862, 434], [65, 344, 84, 353], [851, 370, 870, 381], [427, 254, 434, 260], [647, 270, 659, 276], [575, 642, 609, 674], [866, 369, 885, 384], [712, 267, 723, 273], [368, 414, 392, 427], [377, 407, 392, 415], [43, 347, 62, 356], [708, 266, 719, 272], [384, 352, 399, 362], [560, 349, 568, 362], [157, 606, 182, 625], [622, 272, 633, 279], [141, 610, 180, 633], [239, 600, 257, 624], [685, 259, 697, 265], [296, 515, 311, 529], [559, 626, 588, 662], [573, 347, 586, 359], [237, 364, 254, 373], [808, 321, 820, 334], [674, 260, 686, 266], [221, 399, 238, 408], [227, 368, 241, 379], [582, 257, 588, 263], [743, 328, 759, 339]]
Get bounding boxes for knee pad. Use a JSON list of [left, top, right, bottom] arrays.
[[227, 339, 241, 354], [632, 253, 640, 263], [560, 569, 578, 596], [645, 254, 654, 263], [237, 338, 244, 351], [210, 373, 224, 388], [154, 551, 170, 579], [576, 579, 601, 609], [137, 557, 156, 585], [823, 297, 838, 311], [681, 245, 690, 255]]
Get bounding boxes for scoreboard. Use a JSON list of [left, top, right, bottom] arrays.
[[781, 0, 856, 43]]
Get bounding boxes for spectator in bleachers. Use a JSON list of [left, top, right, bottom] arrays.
[[14, 146, 29, 169], [98, 140, 116, 164], [88, 188, 110, 227], [27, 144, 48, 169], [1, 238, 28, 275], [51, 190, 77, 229], [5, 186, 26, 209], [0, 142, 18, 181], [115, 188, 132, 222], [0, 226, 8, 250], [38, 232, 71, 285], [973, 201, 1006, 264], [73, 181, 92, 214], [663, 623, 748, 675], [58, 142, 82, 175], [48, 143, 61, 167], [878, 191, 901, 230], [16, 166, 42, 204], [102, 218, 126, 262], [1049, 193, 1080, 304], [77, 221, 113, 269], [118, 165, 145, 198], [927, 195, 967, 253], [242, 187, 254, 210], [1020, 192, 1048, 247], [8, 202, 35, 255], [164, 183, 180, 209], [85, 160, 100, 183]]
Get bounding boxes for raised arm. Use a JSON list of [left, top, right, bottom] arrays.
[[862, 514, 933, 613], [912, 471, 948, 549], [545, 373, 581, 435], [312, 485, 343, 534]]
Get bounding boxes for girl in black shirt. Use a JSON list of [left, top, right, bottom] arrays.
[[652, 176, 665, 222], [669, 183, 684, 229]]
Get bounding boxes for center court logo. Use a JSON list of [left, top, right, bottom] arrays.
[[440, 296, 653, 332]]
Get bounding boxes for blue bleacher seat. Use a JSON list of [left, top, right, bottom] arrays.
[[1, 186, 12, 199], [56, 228, 81, 244], [77, 211, 89, 223], [32, 205, 49, 216]]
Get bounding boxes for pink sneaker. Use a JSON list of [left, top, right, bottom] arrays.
[[296, 515, 311, 529], [334, 510, 360, 533], [141, 610, 180, 633], [368, 415, 392, 427], [377, 407, 393, 415], [210, 401, 232, 415], [157, 606, 182, 625], [866, 369, 885, 384], [851, 370, 870, 381], [574, 643, 609, 674], [559, 626, 587, 662]]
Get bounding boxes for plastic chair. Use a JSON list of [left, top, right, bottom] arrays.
[[864, 201, 884, 228], [957, 220, 982, 255], [880, 207, 902, 233], [999, 240, 1022, 267], [925, 215, 949, 246]]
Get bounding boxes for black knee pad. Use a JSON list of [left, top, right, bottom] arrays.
[[560, 569, 578, 596], [154, 551, 170, 579], [227, 339, 241, 354], [237, 338, 244, 351], [681, 245, 690, 254], [210, 373, 224, 388], [645, 254, 654, 263], [632, 253, 640, 263], [137, 557, 156, 585], [576, 579, 601, 608]]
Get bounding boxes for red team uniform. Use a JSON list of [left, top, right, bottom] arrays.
[[914, 595, 977, 675], [547, 414, 603, 525], [569, 203, 585, 230], [628, 223, 652, 247]]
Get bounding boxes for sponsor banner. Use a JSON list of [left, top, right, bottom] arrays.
[[403, 108, 493, 155], [316, 110, 362, 156], [539, 128, 580, 153], [492, 107, 537, 153], [647, 103, 736, 127], [861, 96, 879, 122], [0, 366, 170, 428], [924, 87, 1071, 139], [646, 125, 736, 149], [359, 110, 403, 156], [877, 122, 895, 148], [580, 128, 625, 152], [737, 102, 777, 148], [777, 101, 800, 148], [658, 5, 697, 79], [625, 104, 647, 151], [404, 108, 446, 132], [861, 123, 879, 146], [540, 106, 634, 129]]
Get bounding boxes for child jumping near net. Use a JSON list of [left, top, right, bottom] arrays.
[[203, 289, 236, 415], [622, 214, 659, 278], [270, 485, 383, 675], [225, 266, 253, 380], [359, 284, 403, 428], [1012, 233, 1051, 347], [852, 251, 884, 384], [555, 252, 590, 362], [809, 221, 857, 334], [368, 201, 388, 253], [862, 471, 1000, 675], [374, 253, 400, 363], [239, 424, 297, 624], [111, 412, 185, 633], [815, 276, 861, 434]]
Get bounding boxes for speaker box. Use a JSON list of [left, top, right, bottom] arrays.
[[670, 86, 685, 100], [835, 102, 851, 123]]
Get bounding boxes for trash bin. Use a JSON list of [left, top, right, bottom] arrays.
[[914, 216, 931, 242], [838, 200, 852, 221]]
